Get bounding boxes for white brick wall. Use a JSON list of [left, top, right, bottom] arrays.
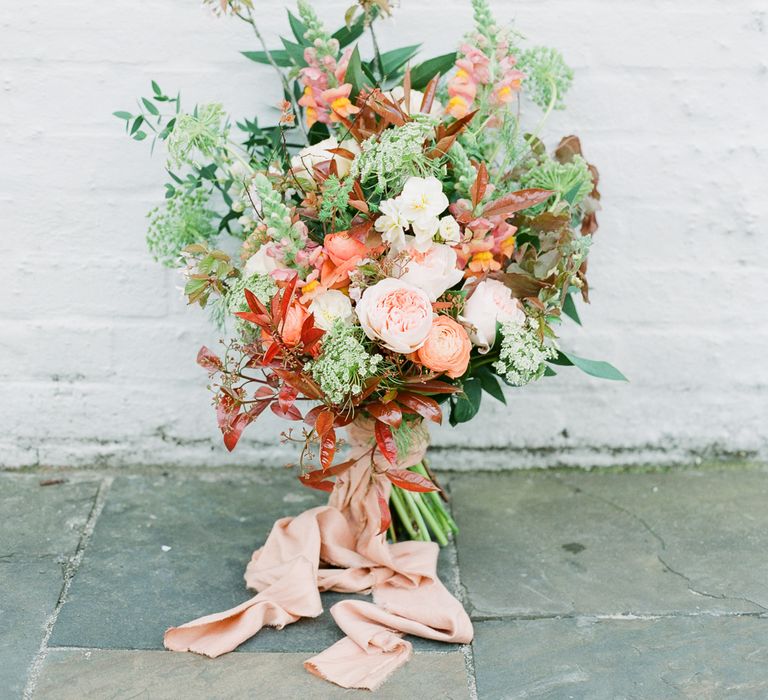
[[3, 0, 768, 469]]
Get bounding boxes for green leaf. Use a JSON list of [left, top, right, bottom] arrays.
[[345, 46, 369, 98], [379, 44, 421, 77], [280, 37, 308, 67], [113, 111, 132, 121], [409, 52, 457, 90], [287, 10, 309, 45], [151, 80, 162, 97], [141, 97, 160, 116], [543, 365, 557, 377], [450, 377, 482, 425], [132, 130, 147, 141], [241, 49, 293, 67], [562, 293, 581, 325], [550, 350, 627, 381], [130, 115, 144, 135], [332, 17, 365, 48], [475, 366, 506, 404]]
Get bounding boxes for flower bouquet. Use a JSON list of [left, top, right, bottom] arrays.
[[116, 0, 624, 689]]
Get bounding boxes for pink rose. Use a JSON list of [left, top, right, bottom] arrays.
[[399, 243, 464, 301], [461, 278, 525, 351], [356, 278, 434, 354]]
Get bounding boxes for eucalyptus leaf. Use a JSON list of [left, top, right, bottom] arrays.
[[287, 10, 309, 45], [113, 111, 132, 121], [332, 17, 365, 47], [562, 293, 581, 325], [141, 97, 159, 116]]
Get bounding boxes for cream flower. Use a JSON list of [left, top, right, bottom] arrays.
[[356, 278, 434, 354], [461, 278, 525, 351], [290, 137, 360, 187], [399, 176, 449, 222], [374, 197, 408, 251], [309, 289, 353, 331], [438, 215, 461, 245], [399, 243, 464, 301], [385, 86, 443, 117], [243, 244, 282, 277], [411, 215, 441, 252]]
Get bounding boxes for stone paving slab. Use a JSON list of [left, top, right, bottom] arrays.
[[472, 616, 768, 699], [0, 476, 101, 697], [32, 648, 470, 699], [50, 472, 460, 653], [452, 469, 768, 617]]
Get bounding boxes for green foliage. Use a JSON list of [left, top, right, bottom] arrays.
[[550, 350, 627, 381], [166, 103, 229, 167], [449, 376, 482, 426], [409, 52, 457, 90], [318, 175, 355, 225], [522, 155, 594, 207], [146, 189, 218, 267], [471, 0, 497, 41], [446, 142, 477, 199], [518, 47, 573, 110]]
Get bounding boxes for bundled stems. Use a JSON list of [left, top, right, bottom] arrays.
[[388, 463, 459, 546]]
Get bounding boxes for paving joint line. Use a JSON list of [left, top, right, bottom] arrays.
[[22, 476, 113, 700]]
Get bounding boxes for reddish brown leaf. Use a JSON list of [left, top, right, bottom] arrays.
[[303, 458, 356, 482], [385, 468, 438, 493], [443, 109, 478, 137], [277, 383, 298, 412], [320, 428, 336, 470], [402, 66, 412, 112], [420, 75, 439, 114], [263, 341, 280, 365], [482, 188, 554, 219], [196, 346, 222, 372], [401, 378, 460, 394], [374, 420, 398, 465], [315, 409, 334, 437], [298, 477, 334, 493], [272, 368, 324, 400], [470, 162, 489, 209], [348, 199, 369, 214], [235, 311, 271, 328], [279, 274, 299, 326], [396, 392, 443, 423], [216, 392, 239, 431], [366, 401, 403, 428], [222, 412, 250, 452], [245, 399, 270, 421], [243, 288, 267, 314], [495, 272, 552, 299], [326, 147, 357, 160], [270, 402, 303, 421], [376, 486, 391, 535]]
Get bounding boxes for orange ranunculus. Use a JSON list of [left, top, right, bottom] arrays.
[[416, 315, 471, 379], [321, 231, 368, 289], [280, 301, 310, 347]]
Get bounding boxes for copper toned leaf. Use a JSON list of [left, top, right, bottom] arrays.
[[385, 468, 438, 493]]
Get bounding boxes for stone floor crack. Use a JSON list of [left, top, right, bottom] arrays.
[[21, 476, 113, 700], [657, 554, 768, 613]]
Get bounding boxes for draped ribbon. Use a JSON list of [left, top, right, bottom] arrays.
[[163, 418, 473, 690]]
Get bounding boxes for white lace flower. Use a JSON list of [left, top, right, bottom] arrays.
[[399, 176, 449, 222]]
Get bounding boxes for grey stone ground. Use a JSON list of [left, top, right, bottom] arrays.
[[2, 463, 768, 699]]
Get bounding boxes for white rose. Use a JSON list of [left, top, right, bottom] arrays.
[[385, 86, 443, 117], [243, 244, 281, 277], [399, 244, 464, 302], [356, 278, 434, 354], [461, 278, 525, 351], [399, 176, 449, 222], [309, 289, 353, 331], [438, 215, 461, 245], [290, 137, 360, 187]]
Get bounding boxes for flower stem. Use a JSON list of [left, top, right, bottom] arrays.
[[401, 489, 430, 541], [389, 487, 418, 540], [414, 493, 448, 546]]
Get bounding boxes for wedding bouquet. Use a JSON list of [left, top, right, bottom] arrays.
[[116, 0, 623, 546]]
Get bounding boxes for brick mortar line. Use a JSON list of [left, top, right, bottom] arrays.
[[22, 477, 114, 700]]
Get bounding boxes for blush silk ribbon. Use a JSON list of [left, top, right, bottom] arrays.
[[163, 419, 474, 691]]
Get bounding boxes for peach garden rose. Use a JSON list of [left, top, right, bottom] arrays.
[[416, 315, 472, 378], [355, 278, 434, 354]]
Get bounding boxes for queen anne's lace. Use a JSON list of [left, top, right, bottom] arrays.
[[493, 319, 556, 386]]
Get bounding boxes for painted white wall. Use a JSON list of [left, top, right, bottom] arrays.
[[3, 0, 767, 469]]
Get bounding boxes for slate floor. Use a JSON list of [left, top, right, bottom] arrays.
[[3, 464, 768, 699]]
